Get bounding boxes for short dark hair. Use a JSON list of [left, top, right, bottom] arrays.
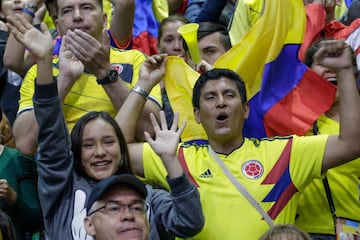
[[198, 22, 231, 51], [45, 0, 56, 9], [183, 22, 232, 53], [192, 68, 247, 109], [71, 111, 132, 179], [304, 40, 323, 68]]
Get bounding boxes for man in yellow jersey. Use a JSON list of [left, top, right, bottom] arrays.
[[116, 39, 360, 239], [11, 0, 161, 156], [295, 40, 360, 240]]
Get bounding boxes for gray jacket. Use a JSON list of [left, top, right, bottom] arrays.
[[34, 81, 204, 240]]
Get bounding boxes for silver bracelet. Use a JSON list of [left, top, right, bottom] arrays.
[[131, 86, 149, 100]]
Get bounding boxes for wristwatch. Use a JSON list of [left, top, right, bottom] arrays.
[[96, 69, 118, 85]]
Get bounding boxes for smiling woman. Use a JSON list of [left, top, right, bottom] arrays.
[[35, 107, 135, 239], [70, 111, 131, 181], [33, 97, 204, 239]]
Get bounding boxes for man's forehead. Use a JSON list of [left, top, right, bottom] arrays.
[[200, 77, 236, 94], [199, 32, 221, 46], [57, 0, 98, 8], [204, 77, 235, 86]]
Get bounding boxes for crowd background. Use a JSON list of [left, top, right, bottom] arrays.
[[0, 0, 359, 239]]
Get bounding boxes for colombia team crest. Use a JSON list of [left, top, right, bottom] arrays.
[[241, 160, 264, 179], [112, 64, 123, 74]]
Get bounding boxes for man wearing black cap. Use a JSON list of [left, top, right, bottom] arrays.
[[84, 174, 149, 240]]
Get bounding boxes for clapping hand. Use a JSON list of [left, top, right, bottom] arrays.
[[59, 35, 84, 82], [6, 14, 53, 61], [64, 29, 111, 79]]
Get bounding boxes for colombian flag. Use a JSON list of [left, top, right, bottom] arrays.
[[132, 0, 168, 56], [214, 0, 337, 138], [164, 0, 336, 140]]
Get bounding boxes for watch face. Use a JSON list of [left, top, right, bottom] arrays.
[[97, 69, 119, 85], [108, 69, 118, 82]]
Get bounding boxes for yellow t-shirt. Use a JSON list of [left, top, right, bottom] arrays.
[[228, 0, 263, 45], [18, 48, 162, 131], [295, 114, 360, 234], [142, 135, 327, 239]]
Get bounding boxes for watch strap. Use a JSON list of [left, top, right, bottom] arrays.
[[96, 69, 118, 85]]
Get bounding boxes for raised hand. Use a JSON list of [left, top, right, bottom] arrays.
[[6, 14, 53, 61], [144, 111, 186, 178], [145, 111, 186, 159], [195, 60, 213, 74], [313, 40, 354, 74], [33, 3, 48, 25], [138, 54, 167, 91]]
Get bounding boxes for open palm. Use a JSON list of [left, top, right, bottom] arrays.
[[6, 15, 53, 60], [145, 111, 186, 158]]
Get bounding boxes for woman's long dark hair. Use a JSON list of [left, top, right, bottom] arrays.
[[70, 111, 133, 179]]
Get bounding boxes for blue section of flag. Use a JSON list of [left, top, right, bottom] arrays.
[[263, 167, 291, 202], [133, 0, 159, 38]]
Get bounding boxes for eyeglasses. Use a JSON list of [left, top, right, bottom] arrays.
[[88, 200, 148, 217]]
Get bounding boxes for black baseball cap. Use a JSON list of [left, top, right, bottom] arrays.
[[85, 174, 147, 215]]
